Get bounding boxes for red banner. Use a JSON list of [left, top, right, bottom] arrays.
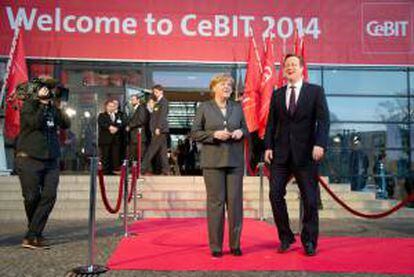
[[0, 0, 413, 65]]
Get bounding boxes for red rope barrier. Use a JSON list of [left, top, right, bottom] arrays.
[[98, 163, 126, 214], [317, 176, 414, 219]]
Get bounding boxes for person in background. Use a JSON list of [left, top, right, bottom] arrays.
[[112, 99, 127, 170], [192, 73, 247, 257], [126, 93, 150, 162], [98, 99, 122, 174], [349, 136, 369, 191], [141, 85, 170, 175]]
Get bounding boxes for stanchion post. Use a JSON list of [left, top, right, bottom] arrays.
[[133, 128, 142, 220], [258, 162, 265, 221], [298, 192, 304, 234], [70, 157, 108, 275], [122, 159, 129, 237], [132, 161, 138, 219], [137, 128, 142, 174]]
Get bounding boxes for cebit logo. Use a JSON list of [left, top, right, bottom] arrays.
[[362, 2, 412, 53], [366, 20, 409, 37]]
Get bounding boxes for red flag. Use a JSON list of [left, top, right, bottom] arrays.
[[3, 28, 28, 140], [242, 34, 262, 133], [293, 28, 300, 55], [300, 36, 309, 82], [277, 39, 287, 88], [258, 37, 277, 139]]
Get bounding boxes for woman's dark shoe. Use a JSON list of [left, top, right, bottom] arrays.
[[211, 251, 223, 257], [230, 248, 242, 256]]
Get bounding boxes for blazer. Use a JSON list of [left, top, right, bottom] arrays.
[[264, 82, 330, 166], [128, 104, 150, 143], [191, 100, 247, 169], [149, 97, 169, 134], [98, 111, 126, 145]]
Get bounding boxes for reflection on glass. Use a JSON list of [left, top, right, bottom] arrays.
[[153, 71, 230, 88], [239, 68, 320, 86], [322, 123, 411, 184], [324, 69, 407, 95], [327, 96, 409, 122]]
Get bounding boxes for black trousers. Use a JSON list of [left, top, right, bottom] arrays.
[[99, 142, 122, 173], [269, 159, 319, 247], [16, 156, 60, 239], [141, 134, 169, 174]]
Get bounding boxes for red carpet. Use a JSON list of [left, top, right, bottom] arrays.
[[107, 218, 414, 274]]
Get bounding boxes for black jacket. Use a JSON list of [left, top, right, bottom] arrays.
[[264, 82, 330, 166], [150, 97, 169, 134], [98, 111, 126, 145], [128, 104, 150, 143], [17, 99, 71, 160]]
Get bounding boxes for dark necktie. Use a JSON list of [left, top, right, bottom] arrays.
[[289, 86, 297, 116]]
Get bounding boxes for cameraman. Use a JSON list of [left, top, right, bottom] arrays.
[[15, 81, 71, 249]]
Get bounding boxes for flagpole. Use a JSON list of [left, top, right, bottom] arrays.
[[0, 20, 22, 176], [249, 27, 263, 74], [0, 23, 21, 105]]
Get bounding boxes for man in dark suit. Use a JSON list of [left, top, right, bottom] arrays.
[[98, 99, 125, 174], [264, 54, 330, 256], [126, 93, 150, 161], [112, 99, 127, 169], [141, 84, 170, 175]]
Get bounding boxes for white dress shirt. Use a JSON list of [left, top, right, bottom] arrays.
[[286, 79, 303, 110]]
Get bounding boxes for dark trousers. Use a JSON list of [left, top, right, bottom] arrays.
[[100, 143, 122, 174], [141, 134, 169, 174], [203, 167, 243, 252], [269, 160, 319, 247], [15, 156, 59, 239]]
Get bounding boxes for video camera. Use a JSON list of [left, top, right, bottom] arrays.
[[16, 77, 69, 102]]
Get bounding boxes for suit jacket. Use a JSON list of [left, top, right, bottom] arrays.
[[191, 100, 247, 168], [150, 97, 169, 134], [98, 111, 126, 145], [128, 104, 150, 143], [264, 82, 330, 166]]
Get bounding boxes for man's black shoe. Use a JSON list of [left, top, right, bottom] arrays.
[[278, 238, 296, 253], [304, 242, 316, 256], [21, 238, 50, 249], [37, 236, 50, 247], [211, 251, 223, 258], [230, 248, 242, 256]]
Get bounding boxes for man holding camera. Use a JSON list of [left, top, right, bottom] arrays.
[[15, 80, 71, 249]]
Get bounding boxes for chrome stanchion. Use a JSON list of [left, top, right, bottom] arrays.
[[71, 157, 108, 275], [258, 162, 265, 221], [298, 192, 304, 235], [132, 161, 138, 220], [122, 159, 129, 237]]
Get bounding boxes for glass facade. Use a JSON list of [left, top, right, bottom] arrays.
[[1, 59, 413, 183]]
